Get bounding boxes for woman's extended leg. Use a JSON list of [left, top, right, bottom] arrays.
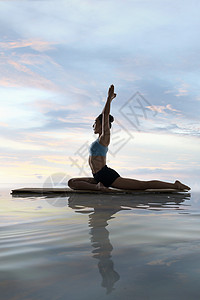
[[111, 177, 190, 190]]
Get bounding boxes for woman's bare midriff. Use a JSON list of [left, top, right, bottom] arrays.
[[88, 156, 106, 174]]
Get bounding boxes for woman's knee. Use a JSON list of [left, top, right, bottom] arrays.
[[68, 178, 77, 188]]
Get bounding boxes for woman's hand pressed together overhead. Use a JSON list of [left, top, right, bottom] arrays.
[[107, 84, 117, 101]]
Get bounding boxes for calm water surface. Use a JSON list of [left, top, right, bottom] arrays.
[[0, 186, 200, 300]]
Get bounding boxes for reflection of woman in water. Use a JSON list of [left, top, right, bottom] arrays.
[[68, 85, 190, 191], [89, 208, 120, 294], [68, 196, 120, 294]]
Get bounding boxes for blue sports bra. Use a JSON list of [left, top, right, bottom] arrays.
[[89, 138, 108, 156]]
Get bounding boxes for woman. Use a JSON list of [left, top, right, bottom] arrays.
[[68, 85, 190, 191]]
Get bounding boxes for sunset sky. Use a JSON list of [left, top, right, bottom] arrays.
[[0, 0, 200, 190]]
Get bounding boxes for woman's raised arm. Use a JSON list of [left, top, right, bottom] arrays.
[[99, 85, 116, 146]]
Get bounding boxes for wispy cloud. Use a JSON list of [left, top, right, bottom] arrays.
[[0, 52, 59, 90], [0, 39, 56, 51], [175, 82, 190, 97], [147, 104, 181, 115]]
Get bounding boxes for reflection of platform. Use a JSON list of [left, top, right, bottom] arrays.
[[11, 187, 188, 196]]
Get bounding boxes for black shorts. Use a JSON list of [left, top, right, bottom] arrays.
[[93, 165, 120, 187]]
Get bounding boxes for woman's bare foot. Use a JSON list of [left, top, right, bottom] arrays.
[[174, 180, 190, 190], [97, 182, 111, 192]]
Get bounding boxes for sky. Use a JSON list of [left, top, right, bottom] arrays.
[[0, 0, 200, 190]]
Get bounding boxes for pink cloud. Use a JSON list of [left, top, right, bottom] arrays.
[[0, 121, 9, 127], [0, 39, 56, 52], [147, 104, 181, 114], [0, 57, 58, 91]]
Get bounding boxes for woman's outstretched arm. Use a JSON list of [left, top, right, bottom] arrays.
[[100, 85, 116, 146]]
